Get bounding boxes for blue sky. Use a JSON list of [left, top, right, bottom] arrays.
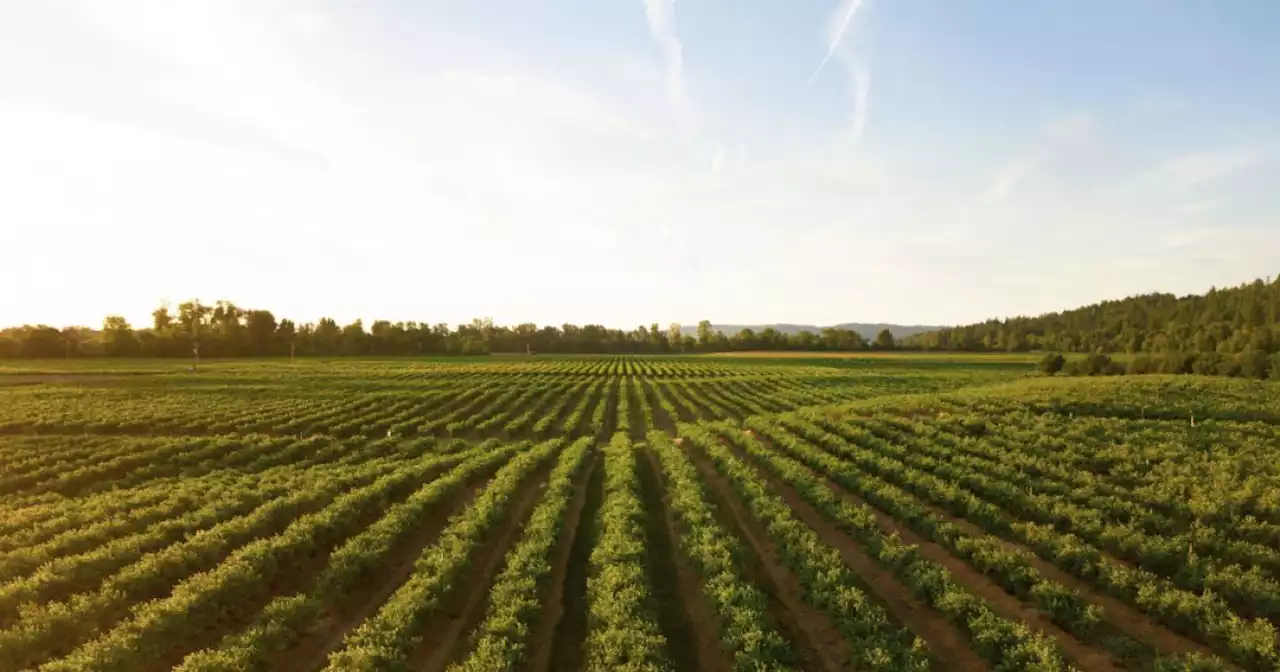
[[1, 1, 1277, 329]]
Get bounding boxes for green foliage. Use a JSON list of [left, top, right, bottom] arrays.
[[323, 439, 565, 671], [1062, 353, 1123, 377], [723, 420, 1077, 668], [1, 303, 889, 357], [448, 438, 594, 672], [176, 443, 526, 671], [681, 425, 933, 671], [1037, 352, 1066, 375], [584, 433, 671, 670], [2, 358, 1277, 671], [648, 431, 796, 670], [1192, 352, 1227, 376], [906, 275, 1280, 357], [1237, 349, 1270, 380]]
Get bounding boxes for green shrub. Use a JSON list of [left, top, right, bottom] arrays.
[[1157, 353, 1196, 374], [1037, 352, 1066, 376], [1269, 353, 1280, 381], [1065, 353, 1121, 376], [1238, 349, 1270, 380], [1126, 355, 1155, 375], [1191, 352, 1225, 376]]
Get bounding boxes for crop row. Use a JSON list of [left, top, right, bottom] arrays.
[[781, 412, 1279, 670], [7, 446, 495, 670], [322, 438, 566, 670]]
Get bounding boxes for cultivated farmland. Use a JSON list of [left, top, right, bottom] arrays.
[[1, 356, 1278, 671]]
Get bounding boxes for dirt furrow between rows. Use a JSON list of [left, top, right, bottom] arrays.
[[410, 460, 559, 671], [831, 423, 1228, 663], [640, 379, 678, 434], [721, 439, 991, 672], [152, 459, 470, 671], [525, 453, 598, 672], [638, 444, 733, 672], [918, 484, 1227, 662], [279, 473, 498, 672], [546, 454, 605, 671], [682, 439, 851, 672]]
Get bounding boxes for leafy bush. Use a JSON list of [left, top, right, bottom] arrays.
[[1270, 353, 1280, 381], [1157, 353, 1197, 374], [1237, 349, 1270, 380], [1037, 352, 1066, 375], [1192, 352, 1226, 376], [1126, 355, 1155, 375], [1063, 353, 1121, 376]]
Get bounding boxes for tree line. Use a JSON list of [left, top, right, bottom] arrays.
[[0, 300, 898, 358], [906, 275, 1280, 356]]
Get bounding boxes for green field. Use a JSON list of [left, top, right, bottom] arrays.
[[1, 354, 1278, 671]]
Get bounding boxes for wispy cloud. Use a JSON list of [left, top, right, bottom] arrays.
[[440, 69, 662, 142], [979, 113, 1095, 204], [710, 144, 725, 175], [836, 48, 871, 141], [1173, 199, 1225, 215], [809, 0, 866, 86], [809, 0, 872, 141], [642, 0, 686, 126], [1156, 148, 1257, 188], [983, 157, 1043, 204], [1042, 113, 1097, 146]]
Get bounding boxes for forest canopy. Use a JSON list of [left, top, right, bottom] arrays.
[[904, 276, 1280, 356]]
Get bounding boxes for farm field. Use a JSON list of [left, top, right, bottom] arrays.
[[1, 355, 1279, 671]]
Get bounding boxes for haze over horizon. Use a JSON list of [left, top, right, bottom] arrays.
[[2, 1, 1278, 330]]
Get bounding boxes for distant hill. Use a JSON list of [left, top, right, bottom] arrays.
[[681, 323, 946, 341]]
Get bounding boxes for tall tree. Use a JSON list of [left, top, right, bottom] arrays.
[[102, 316, 140, 356], [696, 320, 714, 350], [245, 310, 278, 355]]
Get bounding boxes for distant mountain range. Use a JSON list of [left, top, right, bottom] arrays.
[[680, 323, 946, 340]]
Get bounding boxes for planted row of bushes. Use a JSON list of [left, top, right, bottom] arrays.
[[1040, 351, 1280, 379]]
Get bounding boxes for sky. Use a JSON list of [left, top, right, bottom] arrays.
[[1, 0, 1278, 330]]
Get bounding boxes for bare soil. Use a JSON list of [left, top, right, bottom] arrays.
[[919, 490, 1226, 662], [722, 439, 990, 672], [408, 461, 557, 671], [641, 379, 678, 434], [547, 455, 605, 671], [754, 431, 1138, 672], [540, 383, 590, 438], [638, 444, 733, 672], [841, 422, 1228, 662], [667, 383, 719, 421], [597, 379, 619, 441], [149, 472, 437, 671], [277, 472, 498, 671], [653, 381, 700, 424], [624, 380, 646, 440], [527, 455, 599, 672], [684, 441, 851, 672]]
